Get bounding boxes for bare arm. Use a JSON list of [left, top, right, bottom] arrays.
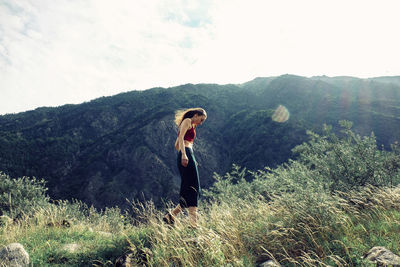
[[175, 118, 191, 166]]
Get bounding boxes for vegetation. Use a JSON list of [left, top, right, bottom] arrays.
[[293, 120, 400, 190], [0, 173, 50, 219], [1, 75, 400, 209], [1, 122, 400, 266]]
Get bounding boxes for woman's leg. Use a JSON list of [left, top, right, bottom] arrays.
[[172, 204, 182, 216], [163, 204, 181, 223], [172, 148, 199, 227], [164, 205, 197, 227], [188, 206, 198, 228]]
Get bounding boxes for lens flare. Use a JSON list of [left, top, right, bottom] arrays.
[[272, 105, 290, 123]]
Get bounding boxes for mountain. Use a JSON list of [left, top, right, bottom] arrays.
[[1, 75, 400, 209]]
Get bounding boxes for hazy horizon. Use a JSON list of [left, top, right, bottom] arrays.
[[2, 73, 400, 116]]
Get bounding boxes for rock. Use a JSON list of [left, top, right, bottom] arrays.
[[0, 215, 13, 226], [258, 260, 281, 267], [363, 246, 400, 266], [62, 243, 81, 253], [0, 243, 30, 267]]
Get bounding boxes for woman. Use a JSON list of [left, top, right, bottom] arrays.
[[163, 107, 207, 228]]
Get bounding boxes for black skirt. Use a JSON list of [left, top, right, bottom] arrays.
[[177, 147, 200, 208]]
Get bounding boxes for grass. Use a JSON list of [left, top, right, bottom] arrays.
[[15, 227, 131, 266], [1, 186, 400, 266], [0, 200, 153, 266], [338, 210, 400, 266]]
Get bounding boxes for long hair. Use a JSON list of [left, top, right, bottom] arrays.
[[174, 108, 206, 126]]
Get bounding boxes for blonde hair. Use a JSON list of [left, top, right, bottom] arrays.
[[174, 108, 207, 126]]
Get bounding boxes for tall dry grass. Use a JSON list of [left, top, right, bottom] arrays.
[[1, 184, 400, 266], [128, 184, 400, 267]]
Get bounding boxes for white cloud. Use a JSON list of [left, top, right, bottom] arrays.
[[0, 0, 399, 114]]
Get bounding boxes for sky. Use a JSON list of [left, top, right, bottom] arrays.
[[1, 0, 399, 115]]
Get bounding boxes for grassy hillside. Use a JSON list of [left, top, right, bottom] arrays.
[[2, 184, 400, 266]]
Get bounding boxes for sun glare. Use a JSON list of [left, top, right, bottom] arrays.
[[272, 105, 290, 123]]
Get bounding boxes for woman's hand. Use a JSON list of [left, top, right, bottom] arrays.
[[181, 154, 189, 167]]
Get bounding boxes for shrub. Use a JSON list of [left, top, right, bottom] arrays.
[[0, 172, 50, 219], [204, 160, 328, 206], [293, 120, 400, 191], [205, 121, 400, 203], [203, 164, 253, 203]]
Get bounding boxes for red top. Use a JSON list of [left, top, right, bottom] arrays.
[[178, 127, 196, 142]]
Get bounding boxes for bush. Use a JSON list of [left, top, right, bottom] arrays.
[[293, 120, 400, 191], [0, 172, 50, 219], [205, 121, 400, 204], [203, 164, 253, 203], [204, 160, 328, 205]]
